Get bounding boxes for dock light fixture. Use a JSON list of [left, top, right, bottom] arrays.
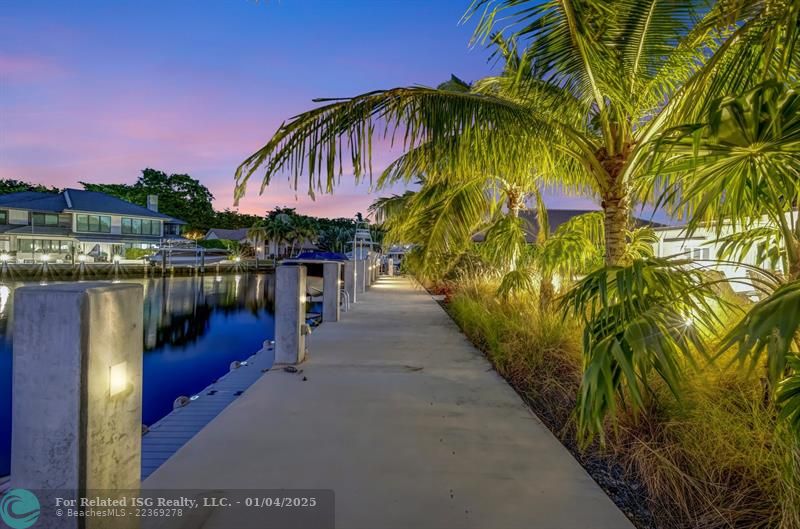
[[78, 254, 87, 262], [0, 253, 9, 262], [40, 254, 50, 263], [109, 361, 128, 397], [234, 257, 241, 263], [113, 254, 122, 263]]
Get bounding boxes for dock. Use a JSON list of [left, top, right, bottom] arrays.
[[141, 345, 275, 479], [143, 275, 633, 528]]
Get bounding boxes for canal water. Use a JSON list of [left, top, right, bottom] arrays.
[[0, 273, 276, 477]]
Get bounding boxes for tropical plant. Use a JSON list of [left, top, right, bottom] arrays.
[[651, 80, 800, 279], [247, 222, 267, 257], [234, 0, 799, 267], [560, 258, 723, 442], [261, 215, 291, 257], [317, 225, 354, 253]]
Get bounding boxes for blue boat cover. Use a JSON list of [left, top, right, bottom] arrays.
[[295, 251, 349, 261]]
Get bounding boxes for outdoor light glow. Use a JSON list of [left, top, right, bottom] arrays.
[[0, 254, 9, 262], [40, 254, 50, 262], [234, 257, 241, 262], [685, 318, 694, 327], [113, 255, 122, 263], [109, 361, 128, 397], [78, 254, 87, 262]]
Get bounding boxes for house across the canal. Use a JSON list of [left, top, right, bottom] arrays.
[[0, 189, 186, 263]]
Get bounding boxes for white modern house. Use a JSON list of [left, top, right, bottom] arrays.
[[652, 215, 790, 294]]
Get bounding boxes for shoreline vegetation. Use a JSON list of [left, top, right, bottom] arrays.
[[433, 275, 798, 529]]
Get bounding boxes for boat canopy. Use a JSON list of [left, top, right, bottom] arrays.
[[293, 251, 349, 261]]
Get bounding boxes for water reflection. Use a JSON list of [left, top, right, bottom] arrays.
[[0, 273, 275, 477]]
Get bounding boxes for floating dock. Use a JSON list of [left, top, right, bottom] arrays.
[[141, 343, 276, 479]]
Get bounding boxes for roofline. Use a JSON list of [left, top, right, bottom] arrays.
[[64, 208, 175, 220]]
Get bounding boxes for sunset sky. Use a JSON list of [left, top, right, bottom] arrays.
[[0, 0, 603, 219]]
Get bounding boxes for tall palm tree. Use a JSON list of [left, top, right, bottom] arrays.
[[247, 222, 267, 258], [234, 1, 794, 266], [261, 216, 290, 258]]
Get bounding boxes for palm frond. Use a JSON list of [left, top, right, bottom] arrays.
[[480, 212, 530, 271], [559, 257, 722, 443], [622, 226, 658, 262], [367, 191, 416, 224], [497, 267, 538, 298], [718, 279, 800, 386], [234, 87, 554, 202], [715, 226, 786, 271], [776, 354, 800, 441]]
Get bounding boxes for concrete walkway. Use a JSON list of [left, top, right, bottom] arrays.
[[144, 276, 633, 529]]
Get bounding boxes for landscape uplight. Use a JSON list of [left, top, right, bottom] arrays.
[[40, 254, 50, 263], [0, 254, 9, 262], [78, 254, 87, 262], [113, 255, 122, 263]]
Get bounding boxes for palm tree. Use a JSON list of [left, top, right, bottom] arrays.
[[234, 1, 794, 266], [649, 80, 800, 438], [652, 81, 800, 280], [318, 225, 354, 253], [261, 216, 290, 258], [286, 215, 318, 257], [247, 222, 267, 258]]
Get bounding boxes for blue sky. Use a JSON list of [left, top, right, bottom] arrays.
[[0, 0, 603, 218]]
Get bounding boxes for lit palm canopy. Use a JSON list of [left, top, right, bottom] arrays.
[[235, 0, 797, 265]]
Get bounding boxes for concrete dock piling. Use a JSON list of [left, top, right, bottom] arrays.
[[12, 282, 144, 529], [357, 259, 367, 293], [275, 264, 307, 364], [343, 260, 357, 304], [322, 262, 341, 322]]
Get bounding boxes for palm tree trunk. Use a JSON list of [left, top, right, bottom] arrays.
[[601, 187, 630, 266], [539, 274, 554, 310], [787, 238, 800, 280]]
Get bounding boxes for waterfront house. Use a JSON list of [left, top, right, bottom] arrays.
[[652, 214, 793, 295], [204, 227, 317, 258], [0, 189, 186, 263]]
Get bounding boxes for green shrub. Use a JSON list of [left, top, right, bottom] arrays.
[[125, 248, 154, 260], [197, 239, 229, 249]]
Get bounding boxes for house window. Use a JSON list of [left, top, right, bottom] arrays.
[[164, 223, 180, 236], [122, 218, 160, 236], [18, 239, 71, 253], [31, 213, 59, 226], [689, 247, 710, 260], [76, 214, 111, 233], [0, 211, 7, 225]]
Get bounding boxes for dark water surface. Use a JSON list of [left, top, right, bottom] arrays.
[[0, 273, 276, 476]]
